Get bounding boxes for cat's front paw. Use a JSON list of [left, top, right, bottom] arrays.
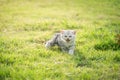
[[45, 42, 51, 49], [69, 50, 74, 55], [69, 52, 74, 55]]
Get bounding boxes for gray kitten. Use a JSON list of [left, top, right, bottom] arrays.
[[45, 30, 76, 55]]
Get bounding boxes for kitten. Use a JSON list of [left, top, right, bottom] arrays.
[[45, 30, 76, 55]]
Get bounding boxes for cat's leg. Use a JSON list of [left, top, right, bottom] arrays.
[[68, 46, 75, 55], [69, 49, 74, 55], [61, 47, 67, 53], [45, 34, 58, 49], [45, 40, 54, 49]]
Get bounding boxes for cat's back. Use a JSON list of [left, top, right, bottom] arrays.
[[54, 33, 61, 36], [52, 33, 61, 44]]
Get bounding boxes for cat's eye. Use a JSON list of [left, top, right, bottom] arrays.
[[69, 36, 72, 37], [65, 36, 67, 37]]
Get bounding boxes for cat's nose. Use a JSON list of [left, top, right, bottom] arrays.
[[66, 38, 70, 42]]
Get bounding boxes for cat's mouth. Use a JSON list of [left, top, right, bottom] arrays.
[[66, 39, 70, 42]]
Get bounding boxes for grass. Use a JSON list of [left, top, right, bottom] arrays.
[[0, 0, 120, 80]]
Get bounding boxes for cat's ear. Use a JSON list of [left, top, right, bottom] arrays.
[[73, 30, 76, 34], [60, 30, 64, 34]]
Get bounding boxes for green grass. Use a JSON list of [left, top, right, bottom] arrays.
[[0, 0, 120, 80]]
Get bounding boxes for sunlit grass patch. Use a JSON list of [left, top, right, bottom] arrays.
[[0, 37, 25, 53]]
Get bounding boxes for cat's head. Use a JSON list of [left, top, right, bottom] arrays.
[[60, 30, 76, 42]]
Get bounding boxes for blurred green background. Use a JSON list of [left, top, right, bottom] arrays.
[[0, 0, 120, 80]]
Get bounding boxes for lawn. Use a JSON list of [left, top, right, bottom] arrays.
[[0, 0, 120, 80]]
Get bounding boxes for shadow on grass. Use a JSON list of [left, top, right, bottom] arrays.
[[94, 40, 120, 51], [50, 46, 61, 52], [113, 54, 120, 63], [74, 50, 92, 67]]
